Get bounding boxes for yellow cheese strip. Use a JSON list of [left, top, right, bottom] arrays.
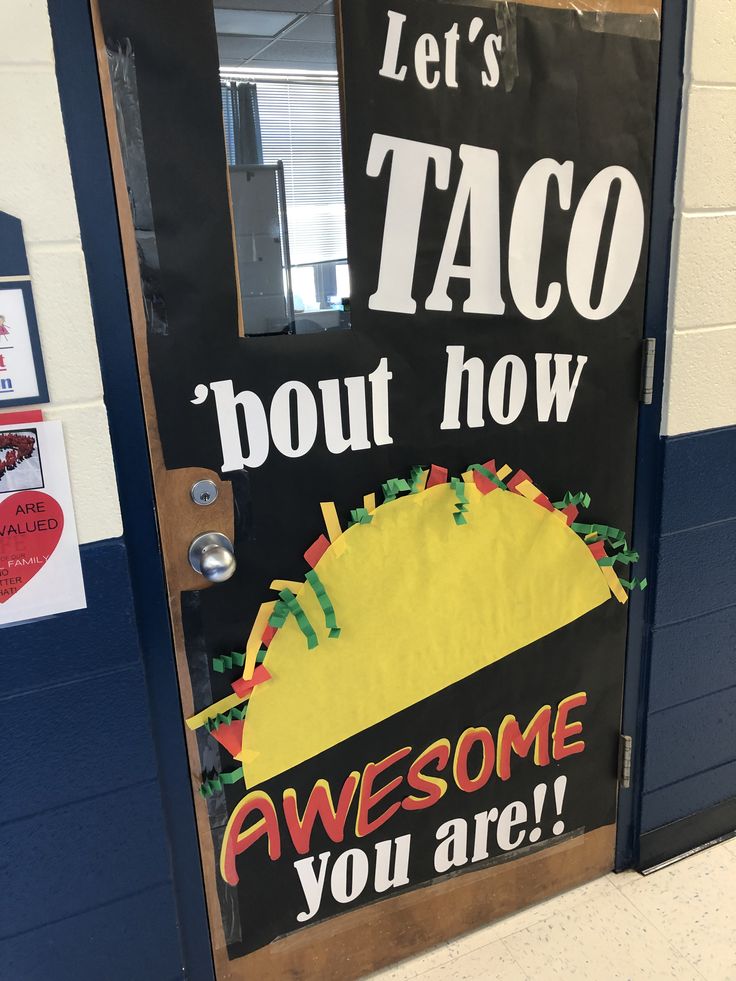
[[461, 471, 474, 483], [243, 600, 276, 681], [497, 464, 512, 480], [270, 579, 303, 593], [601, 564, 629, 604], [320, 501, 342, 542], [515, 478, 542, 500], [363, 492, 377, 512], [186, 691, 245, 731]]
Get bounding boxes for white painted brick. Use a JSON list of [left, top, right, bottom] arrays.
[[44, 401, 123, 543], [0, 1, 54, 65], [0, 3, 123, 545], [681, 87, 736, 210], [0, 69, 80, 244], [663, 325, 736, 435], [26, 245, 105, 405], [690, 0, 736, 85], [672, 215, 736, 328]]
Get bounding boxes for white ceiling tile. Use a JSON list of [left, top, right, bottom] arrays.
[[217, 35, 268, 60], [255, 38, 337, 65], [215, 8, 299, 35], [215, 0, 324, 13], [284, 13, 335, 42]]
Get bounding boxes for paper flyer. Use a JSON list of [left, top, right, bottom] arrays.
[[0, 286, 44, 404], [0, 419, 86, 625]]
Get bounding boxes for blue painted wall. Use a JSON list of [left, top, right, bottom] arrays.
[[0, 539, 184, 980], [641, 424, 736, 834]]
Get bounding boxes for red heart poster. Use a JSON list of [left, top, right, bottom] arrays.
[[0, 491, 64, 602], [0, 419, 85, 623]]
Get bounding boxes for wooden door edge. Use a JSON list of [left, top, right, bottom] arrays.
[[219, 824, 615, 980], [89, 0, 232, 964]]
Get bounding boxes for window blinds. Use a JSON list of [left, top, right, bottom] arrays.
[[246, 79, 347, 268], [221, 83, 237, 165], [221, 77, 346, 267]]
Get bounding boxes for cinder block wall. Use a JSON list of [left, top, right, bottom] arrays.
[[0, 3, 185, 978], [641, 0, 736, 839], [0, 0, 120, 537]]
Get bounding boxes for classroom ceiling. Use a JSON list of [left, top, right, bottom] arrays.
[[215, 0, 337, 73]]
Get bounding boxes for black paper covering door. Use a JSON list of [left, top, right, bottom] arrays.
[[96, 0, 660, 973]]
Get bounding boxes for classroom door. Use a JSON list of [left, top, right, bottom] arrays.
[[92, 0, 661, 976]]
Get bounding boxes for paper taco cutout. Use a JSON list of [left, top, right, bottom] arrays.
[[188, 461, 645, 791]]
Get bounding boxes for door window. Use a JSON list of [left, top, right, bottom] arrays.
[[218, 7, 350, 335]]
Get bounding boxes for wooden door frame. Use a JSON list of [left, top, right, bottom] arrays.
[[48, 0, 684, 975], [614, 0, 689, 871]]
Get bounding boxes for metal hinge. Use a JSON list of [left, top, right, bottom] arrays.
[[619, 734, 633, 788], [640, 338, 656, 404]]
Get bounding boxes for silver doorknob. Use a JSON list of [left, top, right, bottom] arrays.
[[188, 532, 237, 583]]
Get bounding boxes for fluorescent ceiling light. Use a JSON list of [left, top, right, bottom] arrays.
[[222, 67, 338, 81], [215, 9, 297, 37]]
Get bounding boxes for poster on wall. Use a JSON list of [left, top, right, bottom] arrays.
[[0, 418, 86, 624], [0, 212, 49, 407], [97, 0, 660, 967]]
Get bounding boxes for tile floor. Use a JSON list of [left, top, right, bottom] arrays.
[[368, 837, 736, 980]]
